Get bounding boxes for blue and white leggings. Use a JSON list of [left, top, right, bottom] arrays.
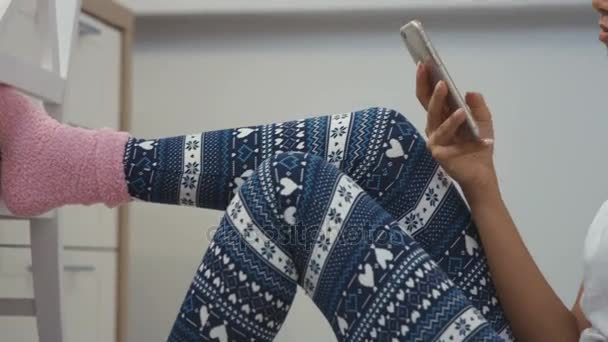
[[124, 107, 514, 341]]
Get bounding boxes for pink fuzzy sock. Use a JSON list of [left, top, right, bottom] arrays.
[[0, 86, 131, 216]]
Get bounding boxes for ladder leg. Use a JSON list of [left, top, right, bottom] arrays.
[[30, 216, 65, 342]]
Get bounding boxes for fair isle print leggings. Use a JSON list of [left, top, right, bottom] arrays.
[[124, 107, 514, 341]]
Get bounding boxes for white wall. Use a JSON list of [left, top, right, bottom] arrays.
[[125, 7, 608, 341]]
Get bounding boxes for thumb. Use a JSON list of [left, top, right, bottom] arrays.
[[465, 92, 492, 121]]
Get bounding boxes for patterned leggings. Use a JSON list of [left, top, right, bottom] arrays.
[[124, 108, 513, 341]]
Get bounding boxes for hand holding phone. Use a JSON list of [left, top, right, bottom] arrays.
[[417, 65, 497, 193], [402, 20, 498, 191]]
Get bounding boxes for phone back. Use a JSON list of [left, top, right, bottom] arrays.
[[400, 20, 480, 140]]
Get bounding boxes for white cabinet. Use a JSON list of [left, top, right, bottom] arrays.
[[0, 249, 117, 342], [63, 14, 121, 131]]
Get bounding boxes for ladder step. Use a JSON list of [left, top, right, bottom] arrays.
[[0, 298, 36, 316], [0, 200, 56, 219], [0, 53, 65, 104]]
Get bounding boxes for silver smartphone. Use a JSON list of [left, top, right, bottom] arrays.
[[400, 20, 480, 140]]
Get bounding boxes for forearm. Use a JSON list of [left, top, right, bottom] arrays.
[[462, 177, 579, 341]]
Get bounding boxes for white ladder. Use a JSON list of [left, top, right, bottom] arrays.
[[0, 1, 82, 342]]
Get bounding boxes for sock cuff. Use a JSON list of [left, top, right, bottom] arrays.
[[94, 128, 131, 207]]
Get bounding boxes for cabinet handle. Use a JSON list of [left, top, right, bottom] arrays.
[[27, 265, 96, 272], [79, 21, 101, 36]]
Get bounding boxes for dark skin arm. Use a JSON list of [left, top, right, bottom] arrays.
[[416, 63, 588, 341]]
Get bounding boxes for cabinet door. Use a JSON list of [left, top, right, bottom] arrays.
[[60, 12, 122, 248], [63, 13, 121, 130], [0, 248, 117, 342]]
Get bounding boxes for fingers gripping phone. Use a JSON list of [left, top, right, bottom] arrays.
[[400, 20, 480, 140]]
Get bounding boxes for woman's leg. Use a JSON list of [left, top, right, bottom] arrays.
[[124, 108, 511, 336], [168, 152, 500, 341], [0, 87, 510, 337]]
